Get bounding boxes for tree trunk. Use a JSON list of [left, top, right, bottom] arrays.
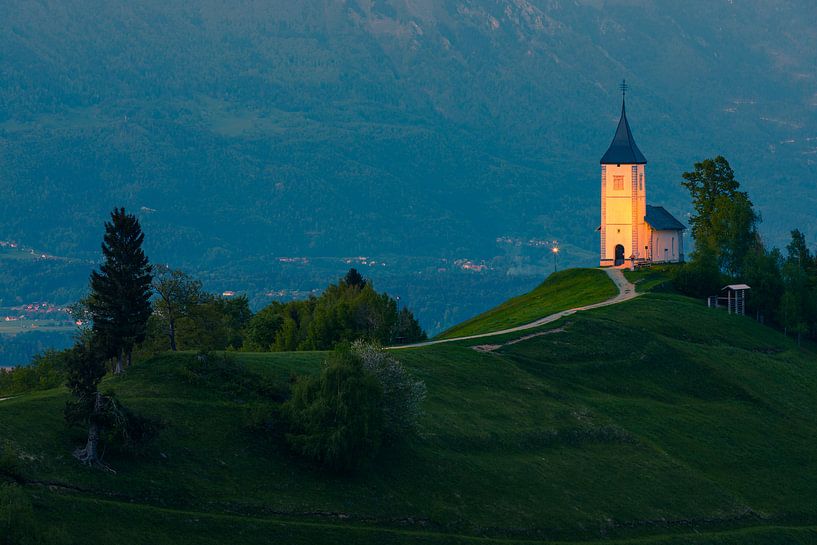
[[169, 319, 177, 351], [114, 350, 124, 374], [127, 350, 132, 369], [74, 392, 101, 464]]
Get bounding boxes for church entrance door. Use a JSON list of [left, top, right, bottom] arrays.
[[614, 244, 625, 266]]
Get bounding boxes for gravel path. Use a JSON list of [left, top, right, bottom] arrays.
[[389, 268, 638, 350]]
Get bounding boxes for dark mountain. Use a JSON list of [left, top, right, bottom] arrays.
[[1, 0, 816, 335]]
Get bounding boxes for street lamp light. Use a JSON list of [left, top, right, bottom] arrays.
[[552, 246, 559, 272]]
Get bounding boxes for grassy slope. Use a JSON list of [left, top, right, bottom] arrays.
[[2, 275, 817, 543], [436, 268, 617, 339]]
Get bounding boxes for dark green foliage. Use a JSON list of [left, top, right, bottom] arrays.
[[151, 266, 203, 351], [175, 294, 252, 351], [672, 246, 723, 298], [64, 336, 159, 464], [88, 207, 153, 370], [676, 158, 817, 340], [64, 338, 107, 404], [681, 156, 759, 276], [352, 341, 426, 439], [743, 246, 784, 323], [103, 394, 163, 455], [0, 350, 69, 396], [778, 230, 817, 342], [282, 348, 384, 472], [241, 305, 284, 351], [244, 275, 425, 351], [343, 268, 366, 289], [138, 293, 252, 354]]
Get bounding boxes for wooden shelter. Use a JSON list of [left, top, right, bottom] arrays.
[[713, 284, 750, 315]]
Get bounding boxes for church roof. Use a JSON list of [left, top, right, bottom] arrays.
[[645, 205, 685, 231], [600, 100, 647, 165]]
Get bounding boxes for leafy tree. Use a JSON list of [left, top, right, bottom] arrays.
[[242, 303, 284, 351], [743, 246, 783, 324], [152, 266, 202, 351], [243, 274, 425, 353], [786, 229, 813, 269], [0, 350, 68, 396], [672, 245, 722, 298], [681, 156, 759, 276], [88, 208, 153, 373], [282, 347, 384, 472], [778, 229, 817, 343], [176, 294, 251, 351], [352, 341, 426, 439]]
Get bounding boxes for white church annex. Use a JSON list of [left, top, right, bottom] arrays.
[[598, 85, 686, 267]]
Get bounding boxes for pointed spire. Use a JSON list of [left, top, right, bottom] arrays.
[[600, 80, 647, 165]]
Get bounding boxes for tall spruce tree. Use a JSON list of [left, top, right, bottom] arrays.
[[89, 207, 153, 373]]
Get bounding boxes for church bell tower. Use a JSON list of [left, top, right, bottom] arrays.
[[599, 82, 648, 267]]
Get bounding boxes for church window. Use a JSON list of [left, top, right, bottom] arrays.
[[639, 173, 643, 190], [613, 175, 624, 190]]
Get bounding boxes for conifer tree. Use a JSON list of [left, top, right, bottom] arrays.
[[343, 268, 366, 289], [89, 207, 153, 373]]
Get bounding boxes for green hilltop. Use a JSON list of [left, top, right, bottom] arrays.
[[2, 268, 817, 544]]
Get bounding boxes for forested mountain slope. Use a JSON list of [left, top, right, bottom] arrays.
[[1, 0, 815, 262]]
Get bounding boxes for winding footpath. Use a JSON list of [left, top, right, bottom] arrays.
[[389, 268, 639, 350]]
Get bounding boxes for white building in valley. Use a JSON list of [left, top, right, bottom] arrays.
[[598, 86, 686, 266]]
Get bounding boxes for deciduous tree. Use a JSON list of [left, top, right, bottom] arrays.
[[152, 266, 202, 351]]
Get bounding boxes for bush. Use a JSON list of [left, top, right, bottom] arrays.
[[282, 347, 384, 472], [0, 350, 69, 396], [352, 341, 426, 440], [672, 248, 723, 297], [106, 395, 164, 455]]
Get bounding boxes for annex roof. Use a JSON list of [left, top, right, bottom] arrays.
[[600, 100, 647, 165], [644, 205, 685, 231], [722, 284, 751, 291]]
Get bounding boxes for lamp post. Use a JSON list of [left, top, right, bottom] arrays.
[[552, 246, 559, 272]]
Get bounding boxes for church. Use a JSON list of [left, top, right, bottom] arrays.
[[598, 88, 686, 267]]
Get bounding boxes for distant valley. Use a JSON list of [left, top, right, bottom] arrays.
[[2, 0, 816, 361]]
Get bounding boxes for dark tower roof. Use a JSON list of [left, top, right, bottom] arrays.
[[600, 99, 647, 165]]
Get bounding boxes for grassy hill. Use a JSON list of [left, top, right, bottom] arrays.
[[2, 270, 817, 544], [436, 268, 617, 339]]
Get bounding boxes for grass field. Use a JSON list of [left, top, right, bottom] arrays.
[[0, 320, 76, 335], [622, 264, 680, 293], [2, 271, 817, 544], [436, 268, 617, 339]]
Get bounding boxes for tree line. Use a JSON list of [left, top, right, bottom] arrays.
[[2, 207, 427, 472], [674, 156, 817, 344]]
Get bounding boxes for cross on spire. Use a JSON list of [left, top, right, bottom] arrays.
[[620, 79, 628, 99]]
